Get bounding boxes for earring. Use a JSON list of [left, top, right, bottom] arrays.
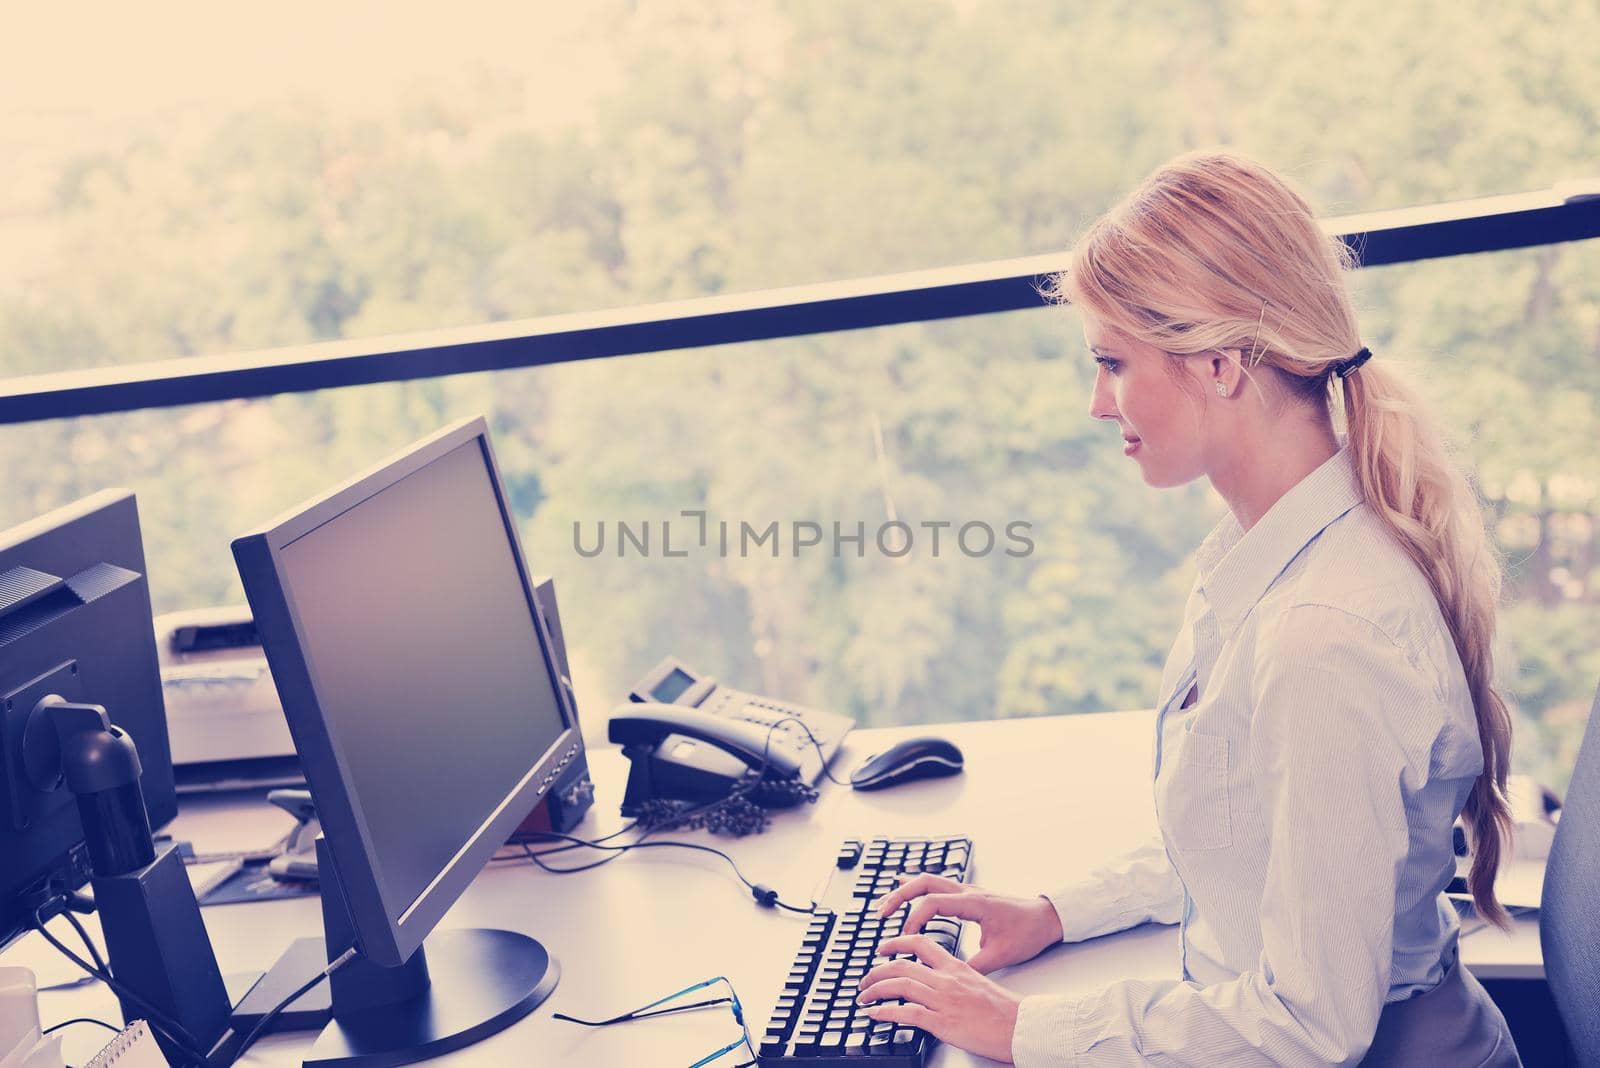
[[1215, 383, 1227, 397]]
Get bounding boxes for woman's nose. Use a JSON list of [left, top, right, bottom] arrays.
[[1088, 376, 1118, 422]]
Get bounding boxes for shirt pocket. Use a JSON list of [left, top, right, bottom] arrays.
[[1164, 730, 1232, 852]]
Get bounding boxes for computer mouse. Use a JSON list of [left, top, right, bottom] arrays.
[[849, 736, 964, 791]]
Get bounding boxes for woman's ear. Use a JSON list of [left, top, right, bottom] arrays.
[[1207, 348, 1246, 396]]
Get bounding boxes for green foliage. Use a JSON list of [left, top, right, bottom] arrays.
[[1, 1, 1596, 790]]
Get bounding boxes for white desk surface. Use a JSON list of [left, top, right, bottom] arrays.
[[8, 710, 1542, 1067]]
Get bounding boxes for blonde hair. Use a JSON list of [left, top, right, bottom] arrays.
[[1046, 149, 1516, 927]]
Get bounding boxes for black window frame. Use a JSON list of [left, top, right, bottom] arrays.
[[1, 186, 1596, 425]]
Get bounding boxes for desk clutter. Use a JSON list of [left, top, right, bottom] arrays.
[[1, 967, 168, 1068], [76, 1016, 165, 1068], [79, 1021, 168, 1068], [0, 968, 63, 1068]]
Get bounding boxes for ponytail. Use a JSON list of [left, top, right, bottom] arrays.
[[1339, 364, 1515, 928]]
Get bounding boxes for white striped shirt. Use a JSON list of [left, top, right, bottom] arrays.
[[1011, 442, 1485, 1067]]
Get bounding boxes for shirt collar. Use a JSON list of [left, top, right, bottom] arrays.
[[1194, 441, 1364, 638]]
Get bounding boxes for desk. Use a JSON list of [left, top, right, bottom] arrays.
[[6, 710, 1543, 1066]]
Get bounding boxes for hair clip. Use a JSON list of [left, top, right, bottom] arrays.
[[1246, 302, 1267, 367], [1334, 347, 1372, 379]]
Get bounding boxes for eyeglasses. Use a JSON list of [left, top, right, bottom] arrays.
[[554, 974, 758, 1068]]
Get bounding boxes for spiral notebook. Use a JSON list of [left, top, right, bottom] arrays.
[[83, 1021, 169, 1068]]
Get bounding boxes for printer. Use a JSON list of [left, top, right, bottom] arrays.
[[155, 605, 302, 792]]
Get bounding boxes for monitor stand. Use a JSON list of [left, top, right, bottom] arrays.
[[229, 838, 559, 1067]]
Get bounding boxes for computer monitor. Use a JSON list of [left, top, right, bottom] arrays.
[[231, 415, 571, 1065], [0, 490, 178, 949]]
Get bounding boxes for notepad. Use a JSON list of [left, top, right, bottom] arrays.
[[83, 1021, 169, 1068]]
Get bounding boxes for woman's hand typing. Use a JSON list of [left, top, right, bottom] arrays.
[[875, 873, 1064, 974], [857, 934, 1024, 1063], [855, 875, 1062, 1060]]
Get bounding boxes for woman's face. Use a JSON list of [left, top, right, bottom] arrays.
[[1083, 313, 1219, 488]]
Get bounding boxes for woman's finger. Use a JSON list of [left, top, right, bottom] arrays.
[[860, 955, 939, 992], [876, 933, 959, 970], [856, 976, 939, 1008], [861, 1000, 937, 1033], [903, 891, 987, 936], [876, 872, 963, 918], [963, 940, 1012, 976]]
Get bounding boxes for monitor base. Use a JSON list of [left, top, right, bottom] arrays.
[[228, 936, 334, 1035], [306, 927, 559, 1067]]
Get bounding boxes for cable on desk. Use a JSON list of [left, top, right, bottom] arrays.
[[780, 716, 856, 790], [59, 909, 109, 977], [493, 819, 641, 864], [518, 832, 814, 913], [514, 791, 754, 876], [511, 727, 784, 875], [221, 946, 358, 1066], [502, 703, 834, 873], [43, 1015, 121, 1037], [512, 715, 836, 912], [29, 907, 212, 1067]]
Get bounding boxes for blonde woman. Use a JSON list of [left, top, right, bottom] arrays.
[[855, 152, 1522, 1066]]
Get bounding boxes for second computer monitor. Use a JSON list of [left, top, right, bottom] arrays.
[[0, 490, 178, 950], [232, 416, 579, 969]]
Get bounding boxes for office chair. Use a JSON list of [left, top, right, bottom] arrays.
[[1540, 678, 1600, 1064]]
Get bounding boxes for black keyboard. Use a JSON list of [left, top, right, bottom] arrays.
[[757, 835, 974, 1066]]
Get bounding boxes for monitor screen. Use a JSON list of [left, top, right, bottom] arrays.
[[276, 438, 568, 922]]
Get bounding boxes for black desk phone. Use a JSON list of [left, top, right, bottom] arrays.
[[608, 656, 854, 815]]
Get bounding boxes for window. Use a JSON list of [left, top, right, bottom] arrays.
[[7, 239, 1593, 799], [3, 5, 1595, 792]]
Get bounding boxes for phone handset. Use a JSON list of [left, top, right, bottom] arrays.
[[607, 703, 806, 779]]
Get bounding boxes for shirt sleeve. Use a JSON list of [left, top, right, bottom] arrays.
[[1013, 605, 1432, 1067], [1043, 835, 1184, 944]]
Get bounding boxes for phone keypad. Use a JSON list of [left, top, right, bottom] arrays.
[[710, 693, 845, 748]]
